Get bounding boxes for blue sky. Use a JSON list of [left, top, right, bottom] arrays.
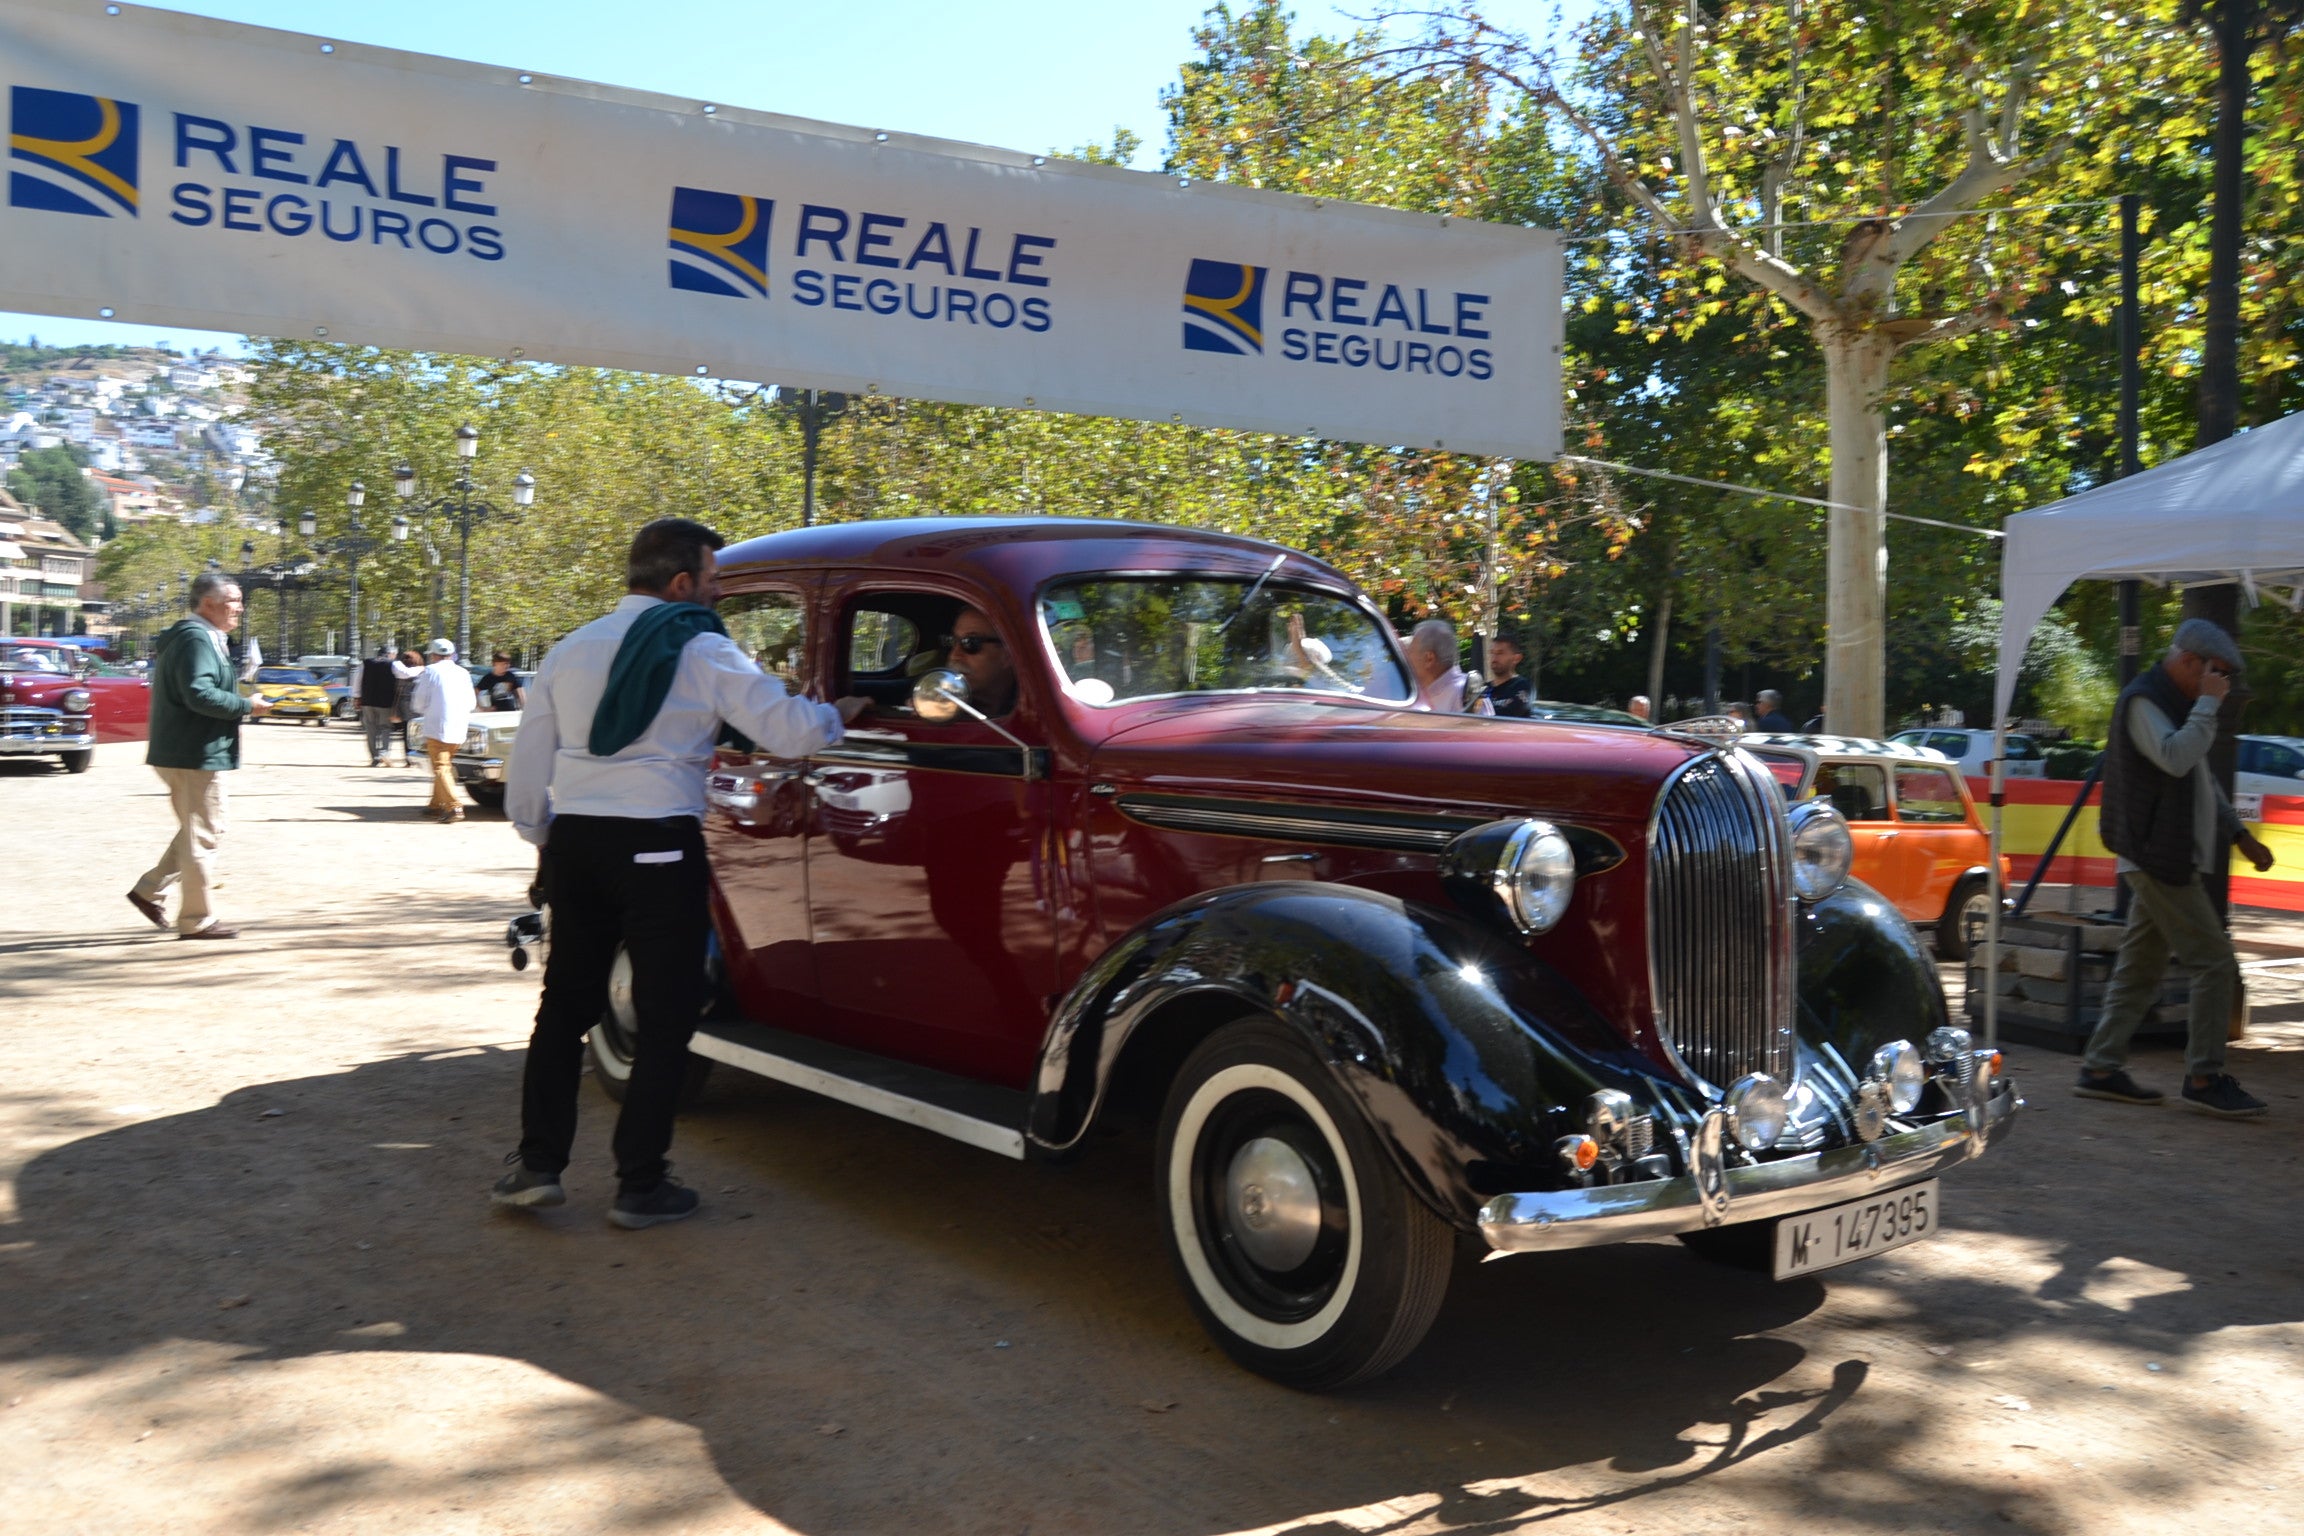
[[2, 0, 1583, 352]]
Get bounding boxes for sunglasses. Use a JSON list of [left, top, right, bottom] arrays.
[[943, 632, 1004, 655]]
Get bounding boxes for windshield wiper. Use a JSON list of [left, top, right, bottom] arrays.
[[1216, 552, 1289, 635]]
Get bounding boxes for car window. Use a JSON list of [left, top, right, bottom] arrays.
[[1894, 766, 1966, 823], [1815, 762, 1891, 821], [1746, 750, 1810, 796], [2004, 734, 2042, 760], [1039, 578, 1410, 705], [722, 588, 810, 692], [2255, 741, 2304, 778], [257, 668, 318, 685]]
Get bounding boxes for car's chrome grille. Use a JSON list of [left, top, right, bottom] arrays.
[[1647, 751, 1795, 1090], [0, 705, 66, 739]]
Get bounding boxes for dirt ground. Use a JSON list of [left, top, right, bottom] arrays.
[[4, 722, 2303, 1536]]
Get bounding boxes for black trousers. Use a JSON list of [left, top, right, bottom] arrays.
[[519, 813, 709, 1191]]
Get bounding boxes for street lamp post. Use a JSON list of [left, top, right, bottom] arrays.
[[394, 424, 536, 657], [300, 481, 409, 658]]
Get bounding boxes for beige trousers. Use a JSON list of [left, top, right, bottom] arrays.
[[134, 766, 227, 933], [425, 739, 461, 813]]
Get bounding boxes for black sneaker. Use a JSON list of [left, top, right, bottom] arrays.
[[2179, 1074, 2268, 1119], [610, 1173, 700, 1230], [2074, 1069, 2164, 1106], [491, 1151, 566, 1209]]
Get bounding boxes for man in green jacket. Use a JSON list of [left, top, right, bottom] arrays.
[[126, 572, 271, 938]]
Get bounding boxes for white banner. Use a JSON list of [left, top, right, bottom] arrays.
[[0, 2, 1561, 458]]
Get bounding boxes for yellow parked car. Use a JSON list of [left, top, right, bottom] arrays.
[[240, 666, 334, 725]]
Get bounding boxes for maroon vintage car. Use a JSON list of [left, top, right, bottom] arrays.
[[566, 518, 2019, 1388], [0, 643, 150, 771]]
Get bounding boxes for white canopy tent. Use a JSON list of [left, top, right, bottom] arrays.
[[1980, 409, 2304, 1048], [1994, 410, 2304, 721]]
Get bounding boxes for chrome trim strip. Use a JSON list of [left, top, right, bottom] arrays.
[[1117, 792, 1484, 851], [1479, 1087, 2020, 1254], [687, 1032, 1027, 1160]]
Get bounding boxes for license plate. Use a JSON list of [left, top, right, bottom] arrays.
[[1772, 1178, 1939, 1279]]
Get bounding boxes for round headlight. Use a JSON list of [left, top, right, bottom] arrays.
[[1723, 1073, 1788, 1151], [1869, 1039, 1925, 1114], [60, 687, 92, 713], [1786, 800, 1853, 902], [1501, 820, 1578, 934]]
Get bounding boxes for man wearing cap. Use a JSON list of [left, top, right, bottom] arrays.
[[411, 637, 478, 823], [494, 517, 870, 1229], [2079, 618, 2277, 1117]]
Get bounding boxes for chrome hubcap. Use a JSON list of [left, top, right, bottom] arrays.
[[605, 949, 637, 1037], [1224, 1135, 1322, 1271]]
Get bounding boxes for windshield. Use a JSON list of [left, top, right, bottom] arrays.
[[257, 668, 320, 685], [1, 646, 73, 673], [1040, 577, 1410, 705]]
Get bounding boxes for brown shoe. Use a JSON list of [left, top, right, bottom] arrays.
[[443, 808, 465, 824], [180, 923, 240, 941], [126, 889, 167, 930]]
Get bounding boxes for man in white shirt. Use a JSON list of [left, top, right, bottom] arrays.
[[495, 518, 868, 1229], [1405, 619, 1491, 715], [410, 637, 478, 823]]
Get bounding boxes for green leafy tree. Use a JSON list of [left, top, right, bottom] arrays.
[[8, 443, 99, 540]]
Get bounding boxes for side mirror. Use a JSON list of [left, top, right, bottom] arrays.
[[911, 668, 968, 723]]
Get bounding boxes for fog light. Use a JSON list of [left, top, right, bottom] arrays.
[[1555, 1134, 1600, 1175], [1583, 1089, 1634, 1143], [1869, 1039, 1924, 1114], [1722, 1074, 1787, 1151], [1925, 1025, 1972, 1065]]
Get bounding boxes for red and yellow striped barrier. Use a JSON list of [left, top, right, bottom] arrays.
[[1971, 779, 2304, 913]]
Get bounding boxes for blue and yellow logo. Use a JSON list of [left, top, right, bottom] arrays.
[[669, 187, 770, 298], [1182, 259, 1264, 355], [9, 87, 139, 219]]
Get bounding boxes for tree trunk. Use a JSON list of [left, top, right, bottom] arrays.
[[1646, 582, 1673, 719], [2199, 0, 2252, 449], [1822, 331, 1894, 737], [2191, 0, 2255, 921]]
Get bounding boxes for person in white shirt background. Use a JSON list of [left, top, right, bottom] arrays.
[[494, 517, 869, 1229], [411, 637, 479, 824]]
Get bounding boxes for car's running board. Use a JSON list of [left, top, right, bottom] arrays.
[[689, 1020, 1028, 1159]]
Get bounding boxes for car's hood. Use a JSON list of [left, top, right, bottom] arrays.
[[1084, 695, 1700, 830]]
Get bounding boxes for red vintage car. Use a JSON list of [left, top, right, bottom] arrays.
[[567, 518, 2020, 1389], [0, 642, 150, 770]]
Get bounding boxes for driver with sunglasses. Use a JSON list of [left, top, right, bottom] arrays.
[[942, 606, 1017, 717], [2080, 617, 2276, 1118]]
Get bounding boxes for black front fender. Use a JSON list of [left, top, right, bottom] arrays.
[[1031, 881, 1687, 1229], [1795, 877, 1952, 1068]]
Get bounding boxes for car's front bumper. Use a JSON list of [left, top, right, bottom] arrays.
[[1478, 1077, 2020, 1255], [0, 729, 94, 753], [454, 754, 505, 785]]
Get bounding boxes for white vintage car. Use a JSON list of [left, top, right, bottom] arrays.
[[453, 710, 520, 809]]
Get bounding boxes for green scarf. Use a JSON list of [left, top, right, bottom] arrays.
[[588, 600, 728, 756]]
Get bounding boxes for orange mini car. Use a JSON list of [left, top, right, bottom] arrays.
[[1742, 733, 2009, 959]]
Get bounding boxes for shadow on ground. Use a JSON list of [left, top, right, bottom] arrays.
[[5, 1034, 2295, 1535]]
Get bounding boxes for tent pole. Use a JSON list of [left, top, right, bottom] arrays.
[[1984, 723, 2005, 1055], [2112, 193, 2143, 923]]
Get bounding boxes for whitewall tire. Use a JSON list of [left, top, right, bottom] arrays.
[[1156, 1018, 1453, 1389]]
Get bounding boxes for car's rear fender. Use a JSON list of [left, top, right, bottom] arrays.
[[1027, 880, 1695, 1229]]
